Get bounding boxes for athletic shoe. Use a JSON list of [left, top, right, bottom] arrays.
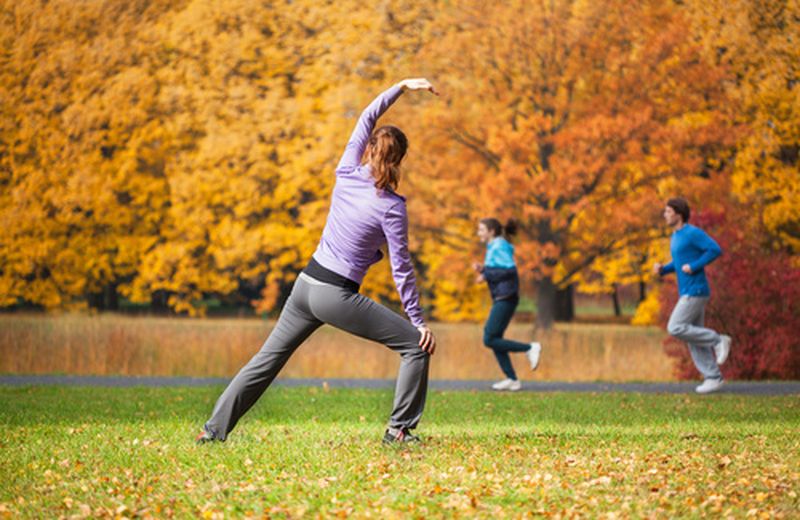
[[695, 378, 724, 394], [714, 335, 732, 365], [195, 429, 218, 444], [527, 342, 542, 371], [383, 427, 421, 445], [491, 378, 522, 391]]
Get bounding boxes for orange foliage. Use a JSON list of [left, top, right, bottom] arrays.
[[405, 0, 735, 325], [0, 0, 793, 325]]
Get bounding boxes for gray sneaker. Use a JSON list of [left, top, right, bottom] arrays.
[[383, 427, 421, 445], [695, 378, 724, 394], [195, 425, 221, 444], [714, 335, 732, 365], [195, 430, 217, 444]]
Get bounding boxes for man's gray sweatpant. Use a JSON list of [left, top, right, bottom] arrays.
[[204, 273, 430, 440], [667, 295, 722, 380]]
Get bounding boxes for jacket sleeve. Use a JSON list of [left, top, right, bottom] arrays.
[[660, 262, 675, 275], [688, 228, 722, 272], [381, 201, 425, 327], [335, 85, 404, 175]]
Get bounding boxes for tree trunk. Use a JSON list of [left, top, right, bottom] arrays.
[[87, 292, 102, 310], [87, 283, 118, 311], [151, 290, 169, 313], [555, 284, 575, 322], [611, 283, 621, 317], [639, 280, 646, 302], [534, 214, 563, 329], [104, 283, 119, 311], [536, 280, 574, 329], [536, 277, 557, 330]]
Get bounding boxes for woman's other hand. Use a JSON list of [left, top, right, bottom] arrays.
[[417, 326, 436, 354]]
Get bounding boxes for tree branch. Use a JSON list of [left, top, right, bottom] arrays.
[[448, 129, 501, 171]]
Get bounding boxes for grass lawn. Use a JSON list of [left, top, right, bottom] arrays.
[[1, 386, 798, 518]]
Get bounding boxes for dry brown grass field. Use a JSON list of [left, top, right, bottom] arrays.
[[0, 314, 674, 381]]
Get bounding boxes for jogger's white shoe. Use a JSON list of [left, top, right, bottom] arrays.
[[714, 335, 732, 365], [695, 378, 724, 394], [492, 378, 522, 391], [527, 342, 542, 371]]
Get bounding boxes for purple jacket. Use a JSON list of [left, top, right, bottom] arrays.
[[311, 85, 425, 327]]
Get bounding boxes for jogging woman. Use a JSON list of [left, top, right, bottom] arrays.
[[197, 79, 439, 444], [474, 219, 542, 391]]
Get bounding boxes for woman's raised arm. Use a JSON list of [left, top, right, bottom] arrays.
[[335, 79, 438, 175]]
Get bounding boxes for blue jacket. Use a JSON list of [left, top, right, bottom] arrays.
[[660, 224, 722, 296], [484, 237, 519, 301]]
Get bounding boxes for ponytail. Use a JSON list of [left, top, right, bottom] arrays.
[[504, 219, 518, 238], [363, 125, 408, 192]]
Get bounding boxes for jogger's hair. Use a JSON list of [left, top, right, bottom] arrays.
[[480, 218, 518, 239], [667, 197, 691, 223]]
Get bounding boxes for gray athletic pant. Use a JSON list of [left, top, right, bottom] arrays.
[[204, 273, 430, 440], [667, 295, 722, 380]]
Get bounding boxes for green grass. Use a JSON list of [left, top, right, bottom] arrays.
[[1, 387, 798, 518]]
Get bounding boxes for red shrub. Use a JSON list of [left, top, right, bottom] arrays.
[[659, 211, 800, 380]]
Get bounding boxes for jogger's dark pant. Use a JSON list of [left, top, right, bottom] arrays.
[[483, 295, 530, 380], [204, 273, 429, 440]]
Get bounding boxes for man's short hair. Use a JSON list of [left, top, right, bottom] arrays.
[[667, 197, 690, 223]]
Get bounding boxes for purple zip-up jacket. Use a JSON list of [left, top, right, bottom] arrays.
[[311, 85, 425, 327]]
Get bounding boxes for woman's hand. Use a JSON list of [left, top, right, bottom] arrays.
[[472, 262, 484, 273], [417, 326, 436, 355], [399, 78, 439, 96]]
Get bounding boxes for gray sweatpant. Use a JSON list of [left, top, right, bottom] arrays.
[[667, 295, 722, 380], [204, 273, 430, 440]]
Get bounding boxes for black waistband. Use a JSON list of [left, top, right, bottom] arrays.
[[302, 257, 360, 293]]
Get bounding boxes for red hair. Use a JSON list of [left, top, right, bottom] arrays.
[[363, 125, 408, 191]]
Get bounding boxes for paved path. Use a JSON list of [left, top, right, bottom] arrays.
[[1, 375, 798, 395]]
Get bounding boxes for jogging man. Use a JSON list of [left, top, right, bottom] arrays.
[[654, 197, 731, 394]]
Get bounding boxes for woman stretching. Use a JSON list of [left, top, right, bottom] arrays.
[[197, 79, 439, 444], [473, 219, 542, 391]]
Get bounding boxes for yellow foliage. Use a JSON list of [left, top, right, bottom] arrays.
[[631, 287, 661, 326], [1, 0, 795, 322], [683, 0, 800, 251], [0, 0, 437, 314]]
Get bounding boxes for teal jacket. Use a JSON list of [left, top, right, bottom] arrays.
[[483, 237, 519, 301]]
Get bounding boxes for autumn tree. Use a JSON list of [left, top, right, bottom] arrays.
[[0, 0, 178, 310], [0, 0, 439, 315], [407, 0, 735, 327], [574, 239, 665, 317], [129, 0, 439, 315], [682, 0, 800, 253]]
